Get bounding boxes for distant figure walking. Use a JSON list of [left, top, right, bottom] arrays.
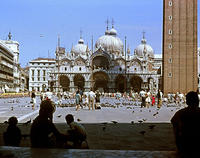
[[45, 89, 53, 101], [95, 90, 101, 109], [171, 91, 200, 157], [3, 116, 21, 146], [157, 89, 162, 108], [75, 90, 81, 111], [88, 89, 96, 110], [31, 90, 36, 110], [65, 114, 88, 149]]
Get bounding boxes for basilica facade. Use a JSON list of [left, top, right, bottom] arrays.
[[49, 26, 162, 93]]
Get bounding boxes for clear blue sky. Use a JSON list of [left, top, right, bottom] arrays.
[[1, 0, 200, 67]]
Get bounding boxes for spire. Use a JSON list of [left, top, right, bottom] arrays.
[[142, 31, 145, 39], [8, 32, 12, 40], [112, 18, 114, 28], [127, 44, 130, 54], [141, 31, 147, 44], [80, 29, 83, 39], [106, 18, 109, 30], [58, 34, 60, 48]]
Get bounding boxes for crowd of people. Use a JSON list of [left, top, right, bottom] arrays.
[[30, 88, 189, 112]]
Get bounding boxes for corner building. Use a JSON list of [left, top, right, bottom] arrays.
[[163, 0, 198, 94]]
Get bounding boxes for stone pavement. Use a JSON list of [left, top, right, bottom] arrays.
[[0, 146, 179, 158]]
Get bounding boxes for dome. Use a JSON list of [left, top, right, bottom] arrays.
[[95, 33, 123, 55], [135, 38, 154, 58], [109, 28, 117, 36], [71, 38, 90, 55]]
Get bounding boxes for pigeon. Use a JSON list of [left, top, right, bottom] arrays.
[[111, 121, 118, 124], [171, 109, 173, 112], [138, 120, 143, 123], [102, 126, 106, 131], [24, 119, 31, 125], [131, 121, 134, 124], [140, 110, 142, 112], [57, 115, 62, 118], [139, 131, 146, 135], [142, 118, 147, 122], [149, 125, 156, 130], [77, 118, 82, 122], [132, 111, 134, 113]]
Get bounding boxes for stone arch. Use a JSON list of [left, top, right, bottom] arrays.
[[115, 74, 127, 93], [92, 71, 109, 92], [59, 75, 70, 92], [130, 75, 143, 92], [74, 74, 85, 90]]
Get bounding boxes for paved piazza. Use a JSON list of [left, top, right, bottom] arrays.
[[0, 96, 185, 124]]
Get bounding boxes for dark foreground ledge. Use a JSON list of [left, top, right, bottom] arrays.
[[0, 146, 178, 158]]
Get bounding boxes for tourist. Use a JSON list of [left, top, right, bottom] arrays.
[[157, 89, 162, 108], [79, 89, 83, 109], [95, 90, 101, 109], [31, 89, 36, 110], [88, 88, 96, 110], [57, 91, 62, 106], [75, 90, 81, 111], [3, 116, 21, 146], [151, 94, 155, 106], [65, 114, 87, 149], [171, 91, 200, 157], [145, 91, 151, 108], [45, 89, 53, 101], [30, 100, 65, 148]]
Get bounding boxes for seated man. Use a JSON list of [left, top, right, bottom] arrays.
[[171, 91, 200, 157], [31, 100, 66, 148], [65, 114, 88, 149], [3, 116, 21, 146]]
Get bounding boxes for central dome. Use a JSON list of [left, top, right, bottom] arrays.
[[95, 27, 123, 55]]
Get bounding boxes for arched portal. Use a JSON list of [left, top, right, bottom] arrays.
[[92, 72, 109, 92], [92, 56, 109, 70], [74, 74, 85, 90], [59, 75, 70, 91], [115, 75, 127, 93], [130, 76, 143, 92]]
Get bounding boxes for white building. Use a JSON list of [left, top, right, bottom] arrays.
[[48, 25, 162, 93], [0, 32, 20, 92], [29, 58, 56, 92]]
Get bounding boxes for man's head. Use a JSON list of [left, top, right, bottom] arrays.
[[39, 100, 55, 119], [65, 114, 74, 124], [186, 91, 199, 107], [8, 116, 18, 126]]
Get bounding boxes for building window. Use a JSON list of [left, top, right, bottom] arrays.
[[168, 72, 172, 77], [168, 29, 172, 35], [38, 77, 40, 81], [169, 15, 172, 20], [43, 70, 46, 76], [37, 87, 40, 91], [169, 58, 172, 63], [65, 67, 67, 71], [38, 70, 40, 76], [32, 77, 34, 81], [43, 77, 46, 81], [32, 70, 34, 76], [169, 43, 172, 49], [79, 67, 81, 71], [169, 1, 172, 6], [134, 68, 137, 71]]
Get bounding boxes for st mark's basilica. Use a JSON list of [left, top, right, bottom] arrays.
[[49, 24, 162, 93]]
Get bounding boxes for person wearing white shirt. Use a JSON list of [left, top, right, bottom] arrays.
[[88, 89, 96, 110]]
